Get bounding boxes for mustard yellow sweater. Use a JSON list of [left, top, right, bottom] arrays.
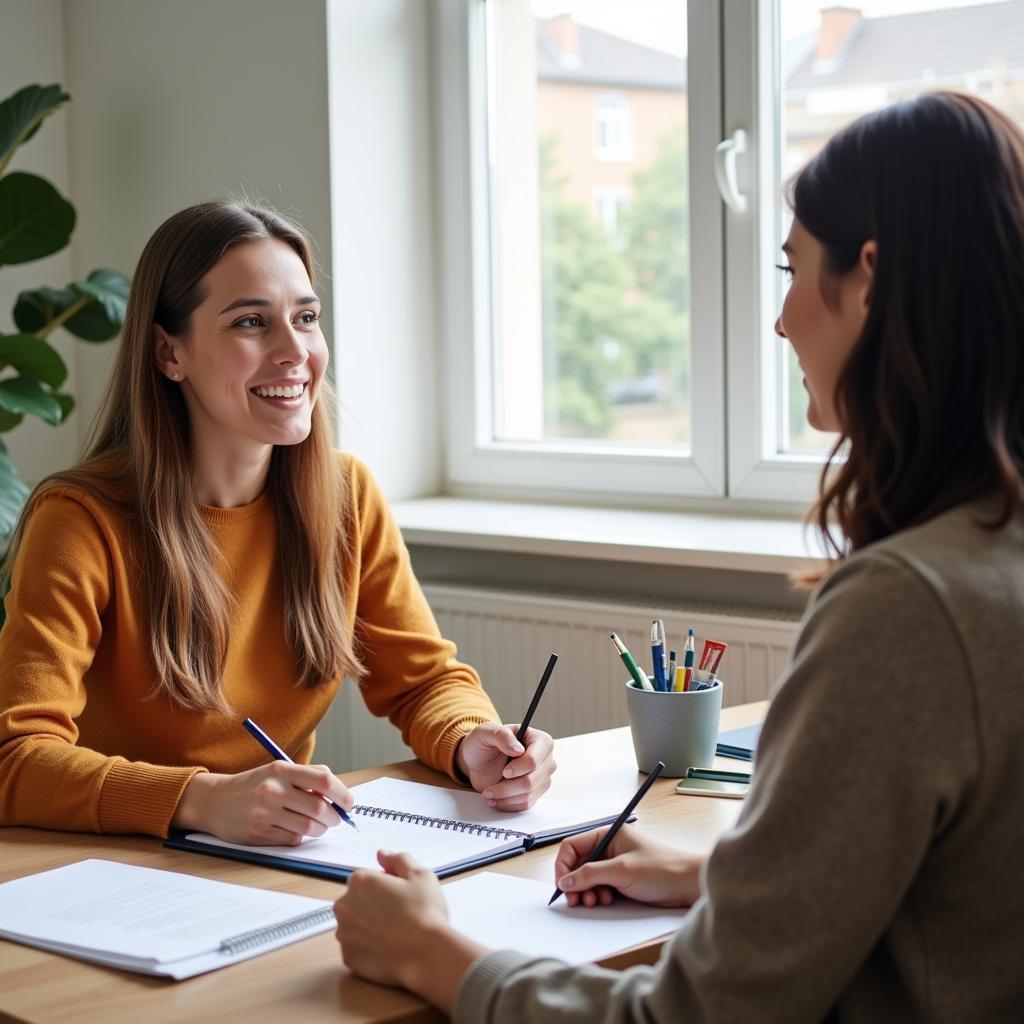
[[0, 454, 498, 837]]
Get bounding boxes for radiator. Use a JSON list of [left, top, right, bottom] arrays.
[[319, 584, 801, 773]]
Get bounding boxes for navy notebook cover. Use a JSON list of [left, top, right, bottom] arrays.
[[716, 722, 762, 761], [164, 832, 525, 882]]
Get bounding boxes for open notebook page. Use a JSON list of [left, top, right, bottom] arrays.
[[187, 809, 524, 874], [349, 777, 623, 839], [442, 872, 686, 965]]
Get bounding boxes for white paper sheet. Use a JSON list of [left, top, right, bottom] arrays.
[[442, 872, 686, 965]]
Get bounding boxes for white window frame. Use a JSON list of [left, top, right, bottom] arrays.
[[723, 0, 829, 504], [434, 0, 827, 509]]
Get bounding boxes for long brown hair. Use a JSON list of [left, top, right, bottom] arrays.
[[791, 91, 1024, 562], [4, 200, 363, 711]]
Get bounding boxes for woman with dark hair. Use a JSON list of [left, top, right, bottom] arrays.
[[0, 200, 556, 843], [333, 92, 1024, 1021]]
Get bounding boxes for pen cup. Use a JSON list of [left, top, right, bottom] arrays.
[[624, 677, 724, 777]]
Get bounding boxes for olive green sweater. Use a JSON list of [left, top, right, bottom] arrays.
[[456, 498, 1024, 1023]]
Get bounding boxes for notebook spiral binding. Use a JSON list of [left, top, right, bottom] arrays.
[[353, 804, 530, 841], [219, 906, 335, 955]]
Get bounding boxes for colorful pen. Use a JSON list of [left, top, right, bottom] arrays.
[[242, 717, 359, 831], [611, 633, 654, 691], [549, 761, 664, 905], [650, 619, 667, 691], [682, 627, 695, 691], [667, 649, 677, 685]]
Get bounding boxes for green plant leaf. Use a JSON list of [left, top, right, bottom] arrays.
[[0, 407, 23, 431], [0, 84, 69, 172], [0, 442, 30, 544], [69, 268, 131, 341], [0, 333, 68, 388], [13, 285, 77, 334], [0, 171, 75, 266], [54, 392, 74, 421], [14, 269, 130, 342], [0, 377, 63, 425]]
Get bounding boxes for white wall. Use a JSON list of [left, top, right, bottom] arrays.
[[62, 0, 336, 455], [0, 0, 78, 483], [2, 0, 444, 501]]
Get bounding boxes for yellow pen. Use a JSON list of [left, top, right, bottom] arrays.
[[673, 666, 686, 692]]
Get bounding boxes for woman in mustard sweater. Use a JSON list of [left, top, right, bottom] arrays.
[[0, 201, 555, 843]]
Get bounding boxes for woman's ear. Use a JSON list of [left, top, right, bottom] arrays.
[[858, 240, 878, 313], [153, 325, 185, 382]]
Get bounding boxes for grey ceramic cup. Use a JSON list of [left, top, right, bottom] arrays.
[[624, 677, 724, 777]]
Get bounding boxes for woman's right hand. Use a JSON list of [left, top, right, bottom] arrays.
[[554, 824, 705, 908], [170, 762, 354, 845]]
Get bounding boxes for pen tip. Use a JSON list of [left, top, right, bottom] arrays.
[[548, 890, 562, 906]]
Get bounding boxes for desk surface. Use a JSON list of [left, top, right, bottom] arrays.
[[0, 703, 766, 1024]]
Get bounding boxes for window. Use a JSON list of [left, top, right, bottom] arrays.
[[593, 92, 633, 161], [593, 186, 632, 238], [436, 0, 1024, 507]]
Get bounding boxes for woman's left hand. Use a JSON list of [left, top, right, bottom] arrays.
[[456, 723, 556, 810], [334, 850, 484, 1012]]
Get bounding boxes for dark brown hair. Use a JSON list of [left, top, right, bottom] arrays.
[[791, 91, 1024, 561], [5, 200, 363, 711]]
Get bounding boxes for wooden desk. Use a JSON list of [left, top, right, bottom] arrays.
[[0, 703, 766, 1024]]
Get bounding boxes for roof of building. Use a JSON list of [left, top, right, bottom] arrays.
[[787, 0, 1024, 95], [536, 18, 686, 90]]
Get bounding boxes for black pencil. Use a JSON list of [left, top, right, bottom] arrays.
[[507, 653, 558, 764], [548, 760, 665, 906]]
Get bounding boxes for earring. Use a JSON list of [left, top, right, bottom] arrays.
[[169, 372, 179, 381]]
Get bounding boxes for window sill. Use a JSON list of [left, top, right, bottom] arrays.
[[392, 497, 825, 576]]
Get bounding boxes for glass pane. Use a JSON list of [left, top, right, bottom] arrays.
[[775, 0, 1024, 455], [487, 1, 690, 448]]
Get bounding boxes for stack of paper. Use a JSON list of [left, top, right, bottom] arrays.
[[0, 859, 334, 979]]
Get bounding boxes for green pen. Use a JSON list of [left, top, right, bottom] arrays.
[[610, 632, 654, 691], [685, 767, 752, 784]]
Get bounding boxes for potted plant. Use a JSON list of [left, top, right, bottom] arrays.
[[0, 83, 129, 625]]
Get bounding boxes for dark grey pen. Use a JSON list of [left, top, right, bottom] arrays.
[[506, 653, 558, 766], [549, 761, 664, 906]]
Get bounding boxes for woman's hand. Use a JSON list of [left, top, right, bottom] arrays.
[[170, 762, 354, 845], [555, 824, 705, 908], [334, 851, 485, 1013], [455, 723, 556, 811]]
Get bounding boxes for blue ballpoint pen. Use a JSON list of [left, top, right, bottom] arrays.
[[650, 619, 667, 691], [242, 717, 359, 831]]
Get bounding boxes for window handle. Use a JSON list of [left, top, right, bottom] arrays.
[[714, 129, 748, 214]]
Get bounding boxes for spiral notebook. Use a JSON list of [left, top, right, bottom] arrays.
[[0, 859, 334, 979], [167, 776, 627, 880]]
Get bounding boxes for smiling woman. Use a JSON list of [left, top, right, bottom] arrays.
[[0, 199, 557, 845]]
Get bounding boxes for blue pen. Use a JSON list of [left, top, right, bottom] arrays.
[[650, 619, 667, 691], [242, 717, 359, 831], [683, 628, 695, 671]]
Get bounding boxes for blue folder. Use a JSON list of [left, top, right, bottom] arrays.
[[716, 722, 762, 762]]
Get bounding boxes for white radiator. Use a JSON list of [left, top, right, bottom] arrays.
[[319, 584, 801, 773]]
